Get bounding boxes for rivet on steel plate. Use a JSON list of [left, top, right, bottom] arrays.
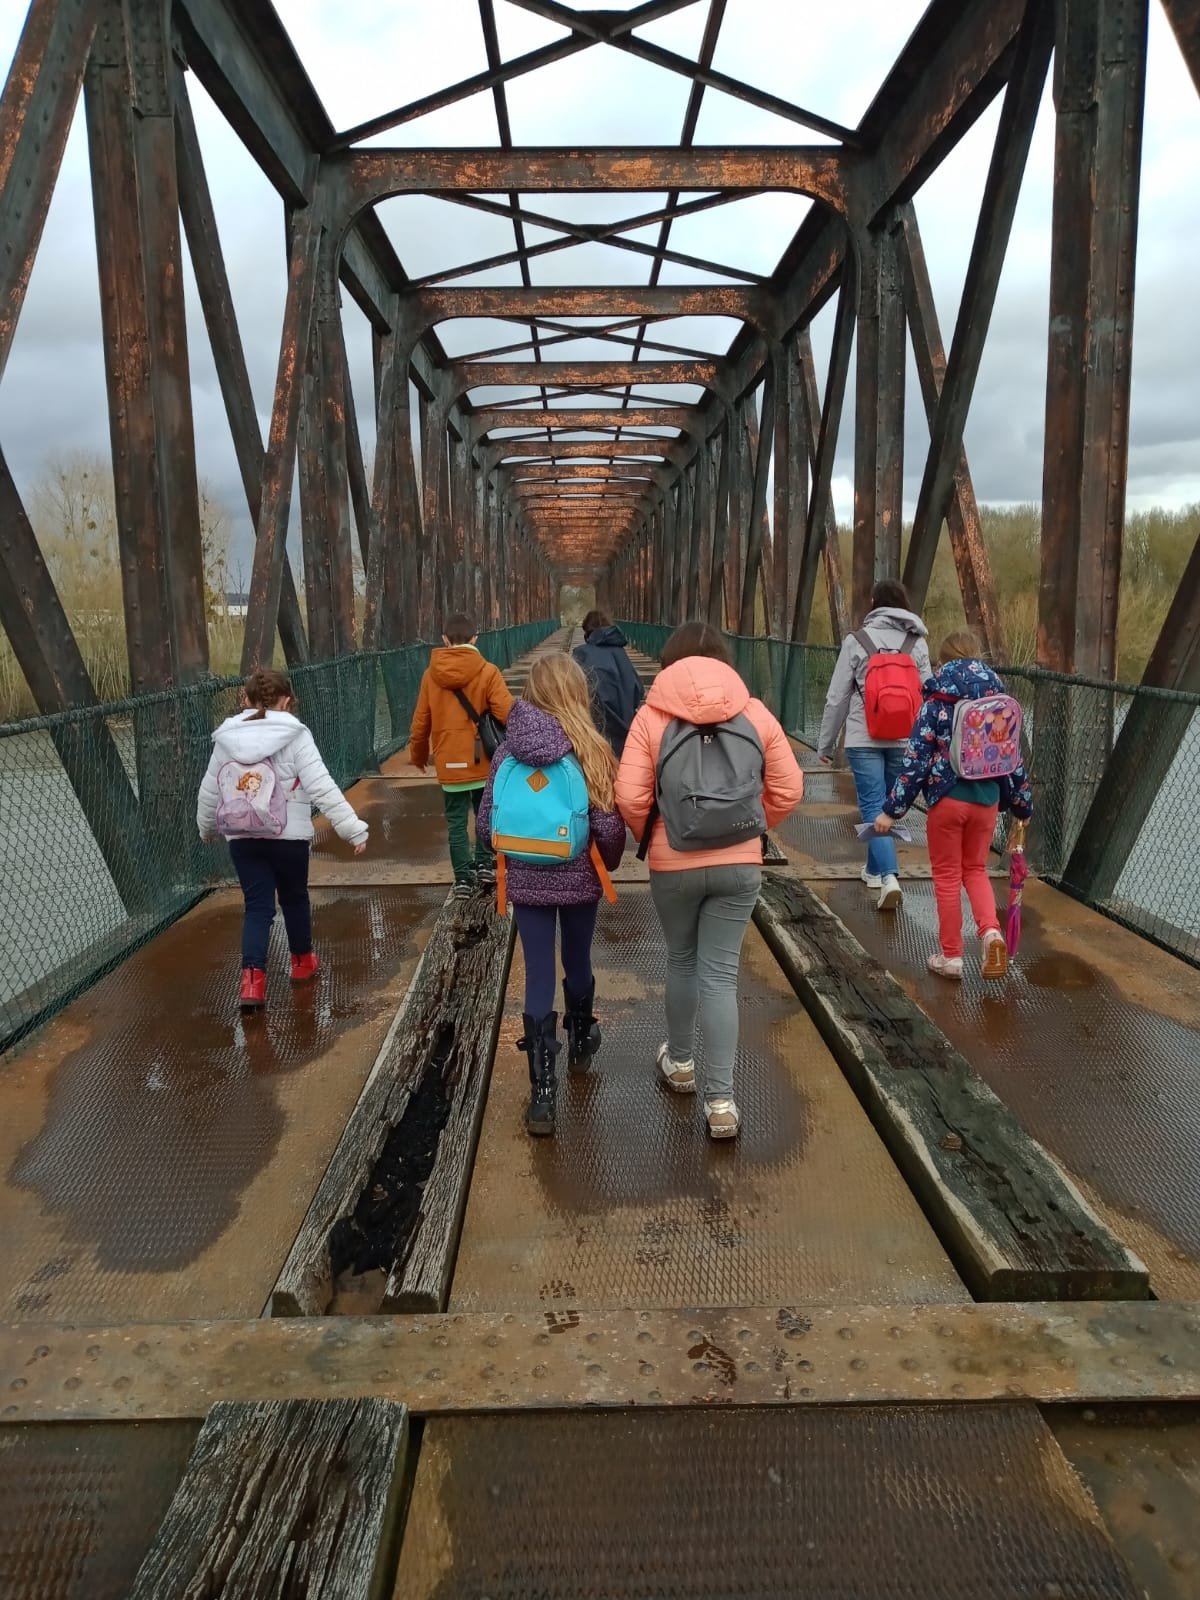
[[636, 1331, 653, 1344], [901, 1358, 919, 1371], [639, 1362, 655, 1376], [135, 1342, 150, 1356], [797, 1359, 813, 1373], [1160, 1354, 1177, 1366], [837, 1327, 853, 1340], [64, 1376, 80, 1390], [434, 1335, 449, 1348], [32, 1345, 49, 1360], [426, 1368, 443, 1382], [532, 1364, 547, 1379], [9, 1378, 26, 1391], [850, 1358, 867, 1371], [113, 1376, 131, 1391]]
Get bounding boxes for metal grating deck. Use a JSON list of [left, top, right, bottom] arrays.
[[449, 888, 965, 1311], [393, 1406, 1139, 1599], [0, 885, 443, 1324]]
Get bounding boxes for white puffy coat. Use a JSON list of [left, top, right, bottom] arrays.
[[196, 710, 368, 845]]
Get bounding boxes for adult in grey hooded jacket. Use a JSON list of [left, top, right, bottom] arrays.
[[817, 579, 931, 907]]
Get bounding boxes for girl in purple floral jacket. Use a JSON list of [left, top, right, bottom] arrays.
[[478, 653, 626, 1136], [873, 632, 1033, 982]]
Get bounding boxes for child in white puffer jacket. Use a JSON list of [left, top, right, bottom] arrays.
[[197, 668, 367, 1010]]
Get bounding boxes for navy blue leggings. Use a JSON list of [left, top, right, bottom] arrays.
[[513, 901, 599, 1017], [228, 838, 312, 968]]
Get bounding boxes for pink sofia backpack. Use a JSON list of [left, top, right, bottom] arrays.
[[948, 694, 1024, 780], [214, 757, 292, 837]]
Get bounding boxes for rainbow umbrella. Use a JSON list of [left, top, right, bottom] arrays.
[[1006, 820, 1029, 957]]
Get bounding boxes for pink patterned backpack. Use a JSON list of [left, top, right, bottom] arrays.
[[214, 757, 291, 837], [948, 694, 1024, 781]]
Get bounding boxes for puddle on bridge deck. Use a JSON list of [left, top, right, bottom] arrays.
[[813, 873, 1200, 1301], [0, 884, 443, 1324]]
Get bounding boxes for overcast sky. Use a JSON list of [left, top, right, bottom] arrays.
[[3, 0, 1200, 579]]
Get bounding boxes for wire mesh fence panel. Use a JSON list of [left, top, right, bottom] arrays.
[[0, 623, 555, 1049], [620, 622, 1199, 966]]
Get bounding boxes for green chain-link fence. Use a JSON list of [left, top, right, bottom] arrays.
[[0, 620, 557, 1048], [621, 622, 1199, 966]]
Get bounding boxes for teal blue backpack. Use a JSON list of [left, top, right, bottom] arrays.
[[490, 753, 590, 865]]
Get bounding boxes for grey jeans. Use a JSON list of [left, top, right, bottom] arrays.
[[649, 864, 762, 1100]]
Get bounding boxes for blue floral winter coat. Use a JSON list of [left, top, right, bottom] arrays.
[[476, 700, 627, 906], [882, 658, 1034, 820]]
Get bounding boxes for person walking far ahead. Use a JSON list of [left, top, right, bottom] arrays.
[[477, 654, 626, 1138], [409, 613, 514, 899], [197, 668, 368, 1012], [873, 630, 1033, 982], [616, 623, 804, 1141], [817, 578, 931, 913], [573, 608, 644, 756]]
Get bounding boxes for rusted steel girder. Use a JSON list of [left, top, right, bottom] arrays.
[[853, 225, 905, 612], [0, 0, 98, 381], [454, 361, 717, 395], [481, 439, 686, 465], [903, 1, 1052, 610], [87, 0, 209, 690], [410, 285, 766, 331], [474, 408, 695, 437], [503, 464, 664, 482]]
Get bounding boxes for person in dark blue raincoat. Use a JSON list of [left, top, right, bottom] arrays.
[[573, 610, 644, 757]]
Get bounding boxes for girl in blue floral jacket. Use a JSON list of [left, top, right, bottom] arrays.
[[873, 632, 1033, 981]]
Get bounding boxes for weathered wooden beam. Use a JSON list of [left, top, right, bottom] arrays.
[[904, 1, 1052, 608], [127, 1399, 407, 1600], [241, 206, 322, 670], [0, 447, 154, 913], [0, 0, 98, 381], [272, 894, 514, 1317], [173, 70, 309, 664], [895, 203, 1004, 661], [755, 873, 1148, 1300]]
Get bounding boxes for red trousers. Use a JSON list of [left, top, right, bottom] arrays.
[[926, 797, 1000, 958]]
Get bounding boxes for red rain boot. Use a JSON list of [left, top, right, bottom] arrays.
[[290, 951, 321, 984], [239, 967, 266, 1009]]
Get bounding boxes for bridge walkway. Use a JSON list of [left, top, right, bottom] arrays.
[[0, 634, 1197, 1598]]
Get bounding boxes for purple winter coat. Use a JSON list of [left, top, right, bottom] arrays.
[[477, 700, 627, 906]]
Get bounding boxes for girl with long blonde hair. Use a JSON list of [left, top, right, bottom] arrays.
[[477, 652, 627, 1136]]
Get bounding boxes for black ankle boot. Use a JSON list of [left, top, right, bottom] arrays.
[[518, 1012, 560, 1136], [562, 979, 601, 1070]]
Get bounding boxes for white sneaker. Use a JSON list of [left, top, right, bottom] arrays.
[[927, 953, 964, 980], [656, 1041, 695, 1094], [878, 874, 903, 911], [981, 930, 1009, 980], [705, 1098, 740, 1139], [861, 867, 883, 890]]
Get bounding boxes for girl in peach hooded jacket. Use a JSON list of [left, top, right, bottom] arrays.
[[615, 624, 804, 1138]]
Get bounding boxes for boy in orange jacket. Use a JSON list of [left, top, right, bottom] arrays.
[[409, 614, 514, 897]]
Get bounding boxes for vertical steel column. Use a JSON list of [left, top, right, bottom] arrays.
[[853, 225, 905, 610], [739, 366, 777, 636], [773, 335, 807, 637]]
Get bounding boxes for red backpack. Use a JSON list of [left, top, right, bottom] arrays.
[[854, 629, 923, 741]]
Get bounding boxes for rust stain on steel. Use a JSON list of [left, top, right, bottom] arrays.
[[2, 1302, 1199, 1423], [1052, 1404, 1200, 1599], [0, 886, 441, 1325]]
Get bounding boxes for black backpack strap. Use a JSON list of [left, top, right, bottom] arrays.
[[636, 799, 659, 862], [451, 687, 481, 726]]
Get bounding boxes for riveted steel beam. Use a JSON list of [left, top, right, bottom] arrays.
[[454, 361, 717, 395]]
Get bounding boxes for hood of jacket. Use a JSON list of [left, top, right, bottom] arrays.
[[212, 708, 305, 762], [925, 657, 1005, 702], [859, 606, 928, 643], [647, 656, 750, 723], [429, 644, 488, 691], [582, 624, 628, 650], [504, 699, 574, 766]]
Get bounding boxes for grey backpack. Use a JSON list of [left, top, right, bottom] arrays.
[[638, 712, 766, 857]]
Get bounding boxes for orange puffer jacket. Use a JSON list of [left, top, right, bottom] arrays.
[[409, 647, 514, 786], [615, 656, 804, 871]]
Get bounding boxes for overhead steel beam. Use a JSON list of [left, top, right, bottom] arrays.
[[474, 408, 695, 435], [409, 285, 766, 329], [454, 361, 717, 394]]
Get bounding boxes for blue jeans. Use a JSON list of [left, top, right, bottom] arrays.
[[846, 747, 907, 879], [513, 901, 600, 1017], [228, 838, 312, 968]]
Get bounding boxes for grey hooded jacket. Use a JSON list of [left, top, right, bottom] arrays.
[[817, 607, 932, 758]]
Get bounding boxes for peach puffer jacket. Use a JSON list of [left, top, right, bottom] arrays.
[[615, 655, 804, 872]]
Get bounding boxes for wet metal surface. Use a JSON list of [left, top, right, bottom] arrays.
[[0, 1420, 198, 1600], [0, 885, 442, 1324], [394, 1407, 1138, 1598], [814, 876, 1200, 1300], [1052, 1405, 1200, 1599], [3, 1302, 1200, 1421], [311, 778, 451, 878], [773, 783, 930, 868], [449, 889, 965, 1311]]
